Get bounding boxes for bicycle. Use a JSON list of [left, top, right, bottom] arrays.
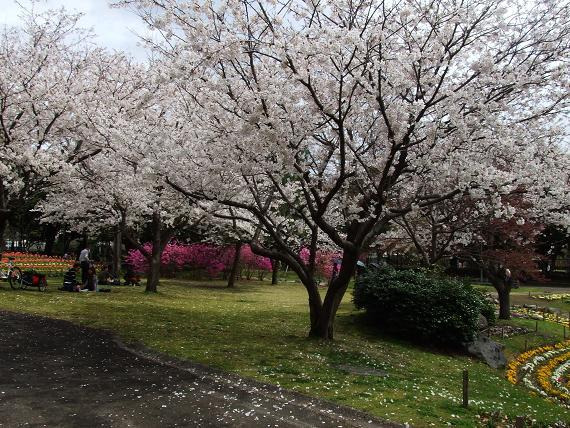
[[0, 256, 23, 290], [20, 270, 47, 291]]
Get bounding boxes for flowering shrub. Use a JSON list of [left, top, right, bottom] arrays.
[[299, 248, 342, 281], [240, 245, 273, 280], [125, 243, 272, 279], [126, 243, 344, 281], [506, 340, 570, 405]]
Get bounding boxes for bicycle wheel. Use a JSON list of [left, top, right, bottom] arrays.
[[9, 267, 22, 289]]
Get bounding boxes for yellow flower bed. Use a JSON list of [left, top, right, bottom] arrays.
[[506, 340, 570, 405], [532, 293, 570, 301], [536, 351, 570, 402], [512, 307, 570, 327], [505, 342, 567, 384]]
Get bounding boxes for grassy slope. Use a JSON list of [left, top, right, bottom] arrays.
[[0, 279, 569, 427]]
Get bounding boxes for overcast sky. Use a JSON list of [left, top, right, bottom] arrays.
[[0, 0, 151, 60]]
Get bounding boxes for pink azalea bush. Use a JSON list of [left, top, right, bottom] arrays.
[[240, 245, 273, 280], [125, 242, 272, 279], [126, 242, 344, 281], [299, 248, 342, 280]]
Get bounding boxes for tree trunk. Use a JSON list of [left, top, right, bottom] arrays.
[[227, 242, 241, 288], [145, 209, 162, 293], [0, 180, 8, 252], [309, 250, 359, 339], [307, 282, 323, 328], [0, 214, 7, 252], [112, 226, 123, 277], [491, 279, 511, 320], [62, 230, 70, 255], [43, 224, 59, 255], [271, 259, 279, 285], [497, 285, 511, 320]]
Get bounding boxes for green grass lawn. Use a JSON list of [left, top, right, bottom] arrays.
[[0, 279, 569, 427]]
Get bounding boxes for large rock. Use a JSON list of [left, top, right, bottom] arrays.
[[466, 336, 506, 369], [524, 304, 538, 310], [477, 314, 488, 330]]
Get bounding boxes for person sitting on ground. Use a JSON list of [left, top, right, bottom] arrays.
[[124, 265, 141, 286], [98, 265, 112, 285], [59, 262, 80, 292], [83, 264, 98, 292], [99, 264, 120, 285]]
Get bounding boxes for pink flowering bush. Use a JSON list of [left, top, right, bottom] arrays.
[[299, 248, 342, 281], [240, 245, 273, 280], [126, 242, 348, 282], [125, 242, 272, 279]]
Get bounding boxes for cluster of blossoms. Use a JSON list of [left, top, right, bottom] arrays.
[[531, 294, 570, 301], [125, 242, 343, 281], [125, 243, 272, 278], [506, 340, 570, 405], [298, 248, 343, 281], [511, 306, 570, 327]]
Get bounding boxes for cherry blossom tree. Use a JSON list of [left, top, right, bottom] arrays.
[[115, 0, 570, 338], [464, 198, 545, 319], [0, 5, 106, 250], [390, 189, 545, 318], [387, 157, 569, 269], [536, 225, 570, 277], [38, 55, 204, 292], [388, 144, 570, 318]]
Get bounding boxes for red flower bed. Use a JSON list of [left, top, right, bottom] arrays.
[[2, 252, 72, 275]]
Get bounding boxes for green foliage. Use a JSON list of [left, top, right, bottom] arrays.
[[353, 266, 493, 346], [476, 291, 497, 326]]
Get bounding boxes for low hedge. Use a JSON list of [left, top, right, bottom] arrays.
[[353, 266, 495, 347]]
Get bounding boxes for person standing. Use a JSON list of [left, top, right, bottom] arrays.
[[79, 246, 90, 286], [504, 268, 518, 289], [328, 258, 341, 287]]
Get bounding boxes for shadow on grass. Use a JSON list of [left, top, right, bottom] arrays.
[[339, 311, 472, 359], [193, 284, 267, 293], [165, 279, 271, 294], [0, 286, 45, 294]]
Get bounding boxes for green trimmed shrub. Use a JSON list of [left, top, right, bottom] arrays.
[[476, 292, 497, 326], [353, 266, 495, 347]]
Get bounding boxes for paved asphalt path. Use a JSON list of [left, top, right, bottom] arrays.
[[0, 311, 398, 428]]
